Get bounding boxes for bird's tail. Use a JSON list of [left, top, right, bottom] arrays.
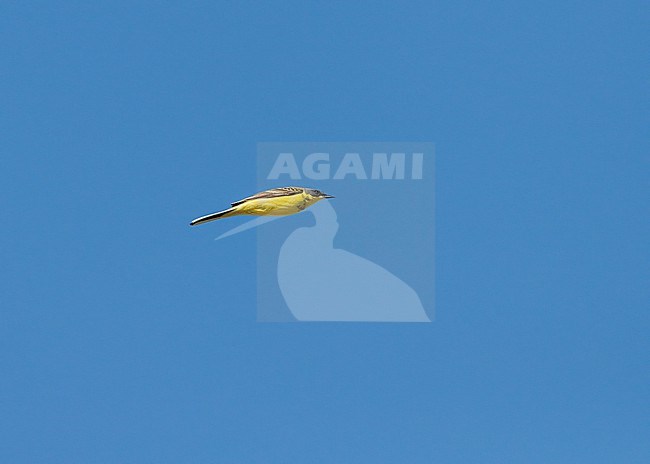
[[190, 207, 238, 226]]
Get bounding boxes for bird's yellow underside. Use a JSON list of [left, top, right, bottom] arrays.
[[230, 194, 312, 216]]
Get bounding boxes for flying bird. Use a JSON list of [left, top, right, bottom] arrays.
[[190, 186, 334, 226]]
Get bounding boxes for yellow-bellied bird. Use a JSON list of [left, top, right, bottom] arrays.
[[190, 186, 335, 226]]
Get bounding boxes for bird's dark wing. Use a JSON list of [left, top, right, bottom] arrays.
[[230, 187, 303, 207]]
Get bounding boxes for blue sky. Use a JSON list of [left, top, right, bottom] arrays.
[[1, 1, 648, 462]]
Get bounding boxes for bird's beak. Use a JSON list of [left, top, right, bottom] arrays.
[[322, 193, 335, 199]]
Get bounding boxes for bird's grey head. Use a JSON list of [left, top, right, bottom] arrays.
[[307, 188, 335, 199]]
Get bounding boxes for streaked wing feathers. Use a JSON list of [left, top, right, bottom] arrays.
[[230, 187, 304, 207]]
